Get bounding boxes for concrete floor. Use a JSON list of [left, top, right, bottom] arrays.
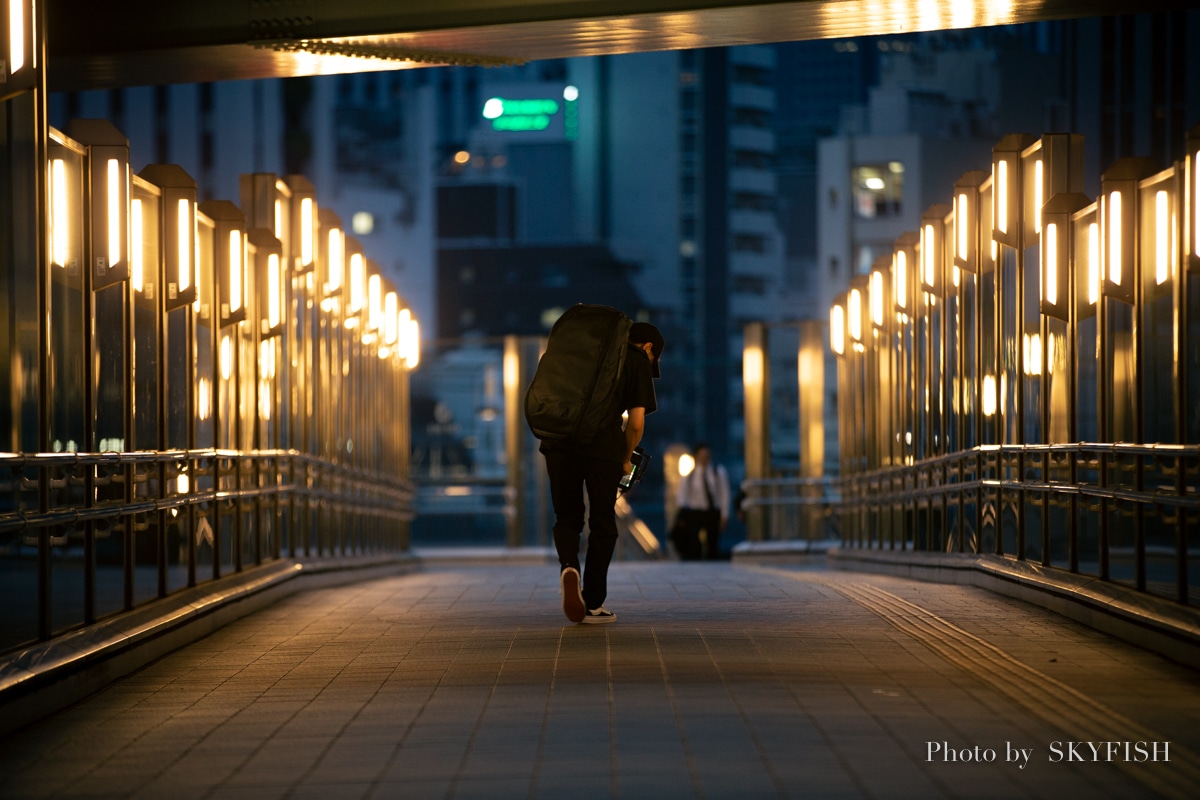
[[0, 561, 1196, 799]]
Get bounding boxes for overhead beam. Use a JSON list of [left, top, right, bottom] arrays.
[[48, 0, 1174, 90]]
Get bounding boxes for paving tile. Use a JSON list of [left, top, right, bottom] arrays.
[[1, 561, 1198, 799]]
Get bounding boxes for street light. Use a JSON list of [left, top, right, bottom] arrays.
[[2, 0, 37, 101], [346, 249, 366, 326], [47, 130, 82, 272], [399, 308, 420, 369], [893, 232, 918, 320], [250, 229, 285, 338], [953, 171, 989, 275], [830, 297, 846, 357], [1101, 158, 1158, 304], [920, 204, 951, 296], [992, 134, 1036, 249], [1040, 193, 1090, 321], [320, 208, 344, 297], [1188, 123, 1200, 273], [67, 119, 131, 290], [200, 200, 247, 327], [140, 164, 198, 310], [285, 175, 317, 274]]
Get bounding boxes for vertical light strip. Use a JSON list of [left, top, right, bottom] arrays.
[[177, 198, 191, 291], [274, 198, 283, 240], [1108, 191, 1123, 287], [957, 193, 968, 261], [1044, 222, 1057, 304], [385, 292, 399, 344], [267, 253, 281, 328], [368, 273, 382, 331], [830, 305, 845, 356], [328, 228, 344, 292], [1155, 190, 1169, 285], [1087, 221, 1100, 305], [1195, 150, 1200, 258], [106, 159, 121, 268], [130, 199, 144, 292], [405, 317, 420, 368], [9, 0, 25, 72], [51, 159, 68, 266], [1034, 159, 1043, 234], [220, 334, 233, 380], [848, 288, 862, 342], [895, 251, 907, 309], [349, 252, 365, 313], [228, 230, 242, 312], [923, 224, 935, 287], [299, 197, 313, 267], [997, 160, 1008, 234], [869, 270, 884, 327]]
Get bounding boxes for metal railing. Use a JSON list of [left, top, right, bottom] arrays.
[[743, 442, 1200, 604], [0, 449, 413, 650]]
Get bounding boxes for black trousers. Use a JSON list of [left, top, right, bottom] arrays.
[[543, 450, 623, 610], [677, 508, 722, 560]]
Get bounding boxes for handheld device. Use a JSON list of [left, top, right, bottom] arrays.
[[618, 447, 651, 493]]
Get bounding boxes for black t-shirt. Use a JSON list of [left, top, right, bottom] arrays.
[[540, 343, 658, 465]]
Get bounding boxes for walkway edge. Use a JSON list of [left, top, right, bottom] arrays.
[[0, 555, 419, 737], [824, 547, 1200, 670]]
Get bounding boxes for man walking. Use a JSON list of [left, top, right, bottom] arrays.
[[674, 443, 730, 560], [541, 321, 663, 623]]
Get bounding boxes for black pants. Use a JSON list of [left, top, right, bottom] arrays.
[[676, 508, 722, 560], [543, 450, 622, 611]]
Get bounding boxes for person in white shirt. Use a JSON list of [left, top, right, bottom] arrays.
[[673, 443, 731, 560]]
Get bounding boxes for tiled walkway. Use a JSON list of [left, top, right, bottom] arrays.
[[0, 562, 1197, 799]]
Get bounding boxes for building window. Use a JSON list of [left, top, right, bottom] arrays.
[[733, 65, 772, 87], [733, 107, 770, 128], [733, 275, 767, 294], [733, 192, 774, 211], [733, 234, 768, 254], [852, 163, 904, 218], [733, 150, 773, 169]]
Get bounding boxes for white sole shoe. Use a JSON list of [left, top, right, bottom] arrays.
[[581, 607, 616, 624], [560, 568, 585, 623]]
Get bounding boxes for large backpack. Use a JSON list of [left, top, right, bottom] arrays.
[[524, 304, 633, 443]]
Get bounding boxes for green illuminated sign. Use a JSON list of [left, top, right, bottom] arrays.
[[482, 97, 560, 132]]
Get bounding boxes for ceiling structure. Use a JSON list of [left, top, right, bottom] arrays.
[[48, 0, 1174, 91]]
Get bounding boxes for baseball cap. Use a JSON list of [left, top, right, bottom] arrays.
[[629, 321, 664, 378]]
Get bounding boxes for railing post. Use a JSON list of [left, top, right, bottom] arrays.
[[798, 321, 825, 541], [503, 335, 527, 549], [743, 322, 769, 541]]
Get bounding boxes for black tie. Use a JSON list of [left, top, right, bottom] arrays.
[[703, 467, 715, 511]]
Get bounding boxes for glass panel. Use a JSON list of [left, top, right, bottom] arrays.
[[961, 275, 978, 449], [93, 283, 127, 621], [1023, 244, 1042, 444], [999, 246, 1019, 445], [1140, 184, 1177, 444], [47, 141, 87, 637], [1107, 302, 1136, 442], [131, 188, 161, 606], [1046, 319, 1070, 443], [409, 338, 513, 549], [197, 313, 219, 581], [1, 101, 47, 651]]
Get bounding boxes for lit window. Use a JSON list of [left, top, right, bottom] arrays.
[[852, 165, 903, 219]]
